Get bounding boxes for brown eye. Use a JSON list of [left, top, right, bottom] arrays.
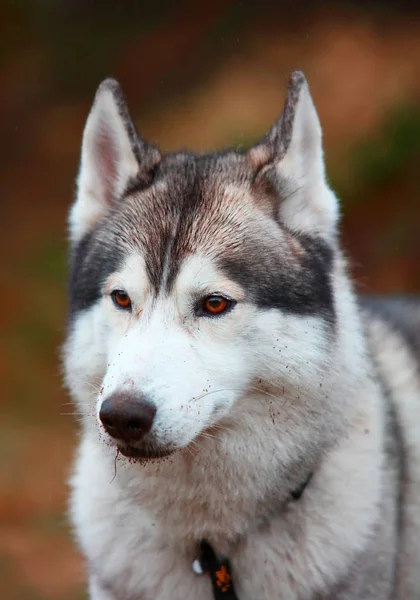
[[201, 295, 233, 316], [112, 290, 131, 310]]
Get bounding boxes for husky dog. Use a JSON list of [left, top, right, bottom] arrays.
[[64, 70, 420, 599]]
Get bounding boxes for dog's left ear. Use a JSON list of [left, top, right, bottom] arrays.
[[248, 71, 338, 239], [69, 79, 160, 244]]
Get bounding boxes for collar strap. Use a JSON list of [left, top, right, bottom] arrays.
[[196, 471, 313, 600], [290, 471, 313, 501], [199, 540, 239, 599]]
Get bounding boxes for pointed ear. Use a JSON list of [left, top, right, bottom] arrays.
[[69, 78, 161, 243], [248, 71, 338, 239]]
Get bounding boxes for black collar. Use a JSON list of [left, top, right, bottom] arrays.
[[290, 471, 313, 501], [199, 540, 238, 599], [196, 472, 313, 600]]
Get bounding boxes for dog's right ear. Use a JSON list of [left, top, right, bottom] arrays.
[[69, 79, 161, 244], [248, 71, 338, 240]]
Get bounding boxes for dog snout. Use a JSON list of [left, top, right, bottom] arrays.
[[99, 393, 157, 443]]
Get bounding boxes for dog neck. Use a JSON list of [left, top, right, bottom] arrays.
[[115, 409, 321, 556], [193, 471, 313, 600]]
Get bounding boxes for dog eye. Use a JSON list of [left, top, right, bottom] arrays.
[[111, 290, 132, 310], [199, 295, 234, 316]]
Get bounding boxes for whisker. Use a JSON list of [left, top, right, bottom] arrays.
[[247, 385, 286, 401], [198, 431, 220, 441], [191, 384, 288, 405], [110, 448, 120, 483], [191, 387, 244, 403]]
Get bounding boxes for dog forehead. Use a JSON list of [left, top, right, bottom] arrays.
[[120, 154, 251, 229], [110, 154, 263, 289]]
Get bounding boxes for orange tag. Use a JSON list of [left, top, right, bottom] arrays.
[[215, 564, 231, 592]]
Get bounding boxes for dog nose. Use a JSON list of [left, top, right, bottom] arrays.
[[99, 393, 156, 443]]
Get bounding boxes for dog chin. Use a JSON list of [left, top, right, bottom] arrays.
[[117, 444, 176, 461]]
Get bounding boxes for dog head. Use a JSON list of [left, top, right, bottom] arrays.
[[64, 72, 349, 462]]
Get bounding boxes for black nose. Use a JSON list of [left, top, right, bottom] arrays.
[[99, 393, 156, 443]]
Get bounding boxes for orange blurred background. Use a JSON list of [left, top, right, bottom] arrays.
[[0, 1, 419, 598]]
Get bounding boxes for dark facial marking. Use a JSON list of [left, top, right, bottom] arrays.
[[68, 226, 124, 319], [219, 234, 335, 321]]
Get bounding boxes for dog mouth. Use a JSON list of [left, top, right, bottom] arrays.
[[117, 444, 175, 461]]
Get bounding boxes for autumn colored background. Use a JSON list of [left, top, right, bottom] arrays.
[[1, 1, 419, 598]]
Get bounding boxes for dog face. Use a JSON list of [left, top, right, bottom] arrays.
[[64, 72, 342, 461]]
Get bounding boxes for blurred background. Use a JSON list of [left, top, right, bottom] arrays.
[[0, 1, 419, 598]]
